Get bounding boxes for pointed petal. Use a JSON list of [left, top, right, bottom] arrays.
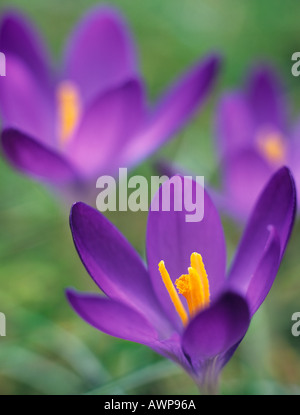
[[146, 176, 226, 330], [182, 292, 250, 362], [246, 226, 281, 316], [0, 56, 55, 145], [247, 65, 287, 132], [121, 55, 221, 167], [0, 10, 51, 87], [1, 128, 77, 185], [66, 79, 145, 177], [229, 167, 296, 291], [70, 202, 169, 331], [215, 91, 255, 159], [66, 289, 158, 345], [63, 6, 137, 105]]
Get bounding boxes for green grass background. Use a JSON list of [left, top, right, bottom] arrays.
[[0, 0, 300, 394]]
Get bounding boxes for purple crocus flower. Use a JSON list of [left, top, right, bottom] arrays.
[[0, 7, 221, 204], [66, 166, 296, 393], [215, 64, 300, 221]]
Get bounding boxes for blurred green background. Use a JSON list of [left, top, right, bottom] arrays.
[[0, 0, 300, 395]]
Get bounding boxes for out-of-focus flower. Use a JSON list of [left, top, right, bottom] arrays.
[[0, 7, 221, 204], [66, 167, 296, 393], [214, 64, 300, 221]]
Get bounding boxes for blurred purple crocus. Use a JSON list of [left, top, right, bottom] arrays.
[[66, 166, 296, 393], [0, 7, 221, 204], [215, 64, 300, 221]]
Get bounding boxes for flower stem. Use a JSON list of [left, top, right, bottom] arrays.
[[194, 357, 220, 395]]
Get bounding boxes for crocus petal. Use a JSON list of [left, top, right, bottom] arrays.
[[0, 10, 51, 88], [288, 118, 300, 208], [215, 91, 255, 159], [246, 226, 281, 316], [120, 55, 221, 168], [246, 65, 287, 132], [222, 148, 273, 219], [66, 79, 146, 177], [63, 6, 137, 105], [202, 187, 247, 224], [0, 56, 55, 145], [228, 167, 296, 290], [66, 289, 158, 346], [70, 202, 170, 333], [182, 292, 250, 362], [146, 176, 226, 330], [1, 128, 77, 185], [154, 160, 245, 223]]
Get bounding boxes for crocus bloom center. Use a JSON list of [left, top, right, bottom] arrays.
[[256, 129, 287, 165], [57, 81, 81, 146], [158, 252, 210, 326]]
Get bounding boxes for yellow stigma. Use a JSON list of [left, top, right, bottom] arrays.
[[57, 81, 81, 146], [256, 129, 287, 165], [158, 261, 188, 326], [158, 252, 210, 326]]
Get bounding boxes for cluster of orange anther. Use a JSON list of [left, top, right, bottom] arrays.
[[159, 252, 210, 326]]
